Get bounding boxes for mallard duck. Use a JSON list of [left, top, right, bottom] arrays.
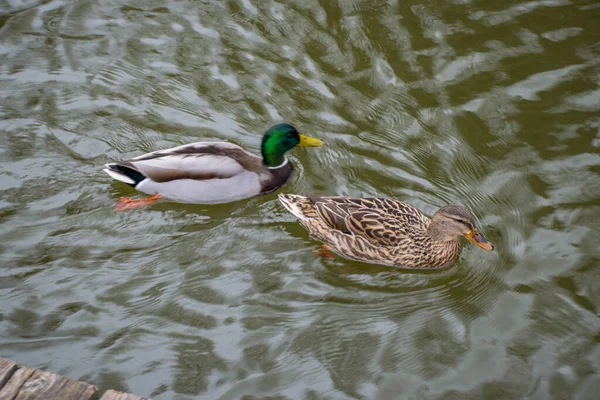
[[103, 123, 324, 210], [278, 194, 494, 269]]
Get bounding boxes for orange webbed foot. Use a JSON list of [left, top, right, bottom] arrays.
[[114, 194, 161, 211], [314, 244, 336, 259]]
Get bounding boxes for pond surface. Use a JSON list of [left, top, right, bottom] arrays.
[[1, 0, 599, 399]]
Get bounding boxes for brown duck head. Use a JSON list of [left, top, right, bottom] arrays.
[[428, 205, 494, 251]]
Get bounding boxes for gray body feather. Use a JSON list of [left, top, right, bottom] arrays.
[[104, 142, 293, 204]]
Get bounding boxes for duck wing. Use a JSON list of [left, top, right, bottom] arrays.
[[311, 197, 430, 246], [106, 142, 262, 184]]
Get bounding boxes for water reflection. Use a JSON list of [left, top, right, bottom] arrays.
[[1, 0, 599, 399]]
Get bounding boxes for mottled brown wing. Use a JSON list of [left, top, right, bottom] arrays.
[[371, 198, 430, 226], [312, 196, 429, 247], [344, 208, 407, 246], [313, 200, 358, 233]]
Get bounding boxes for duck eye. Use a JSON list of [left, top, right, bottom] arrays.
[[287, 133, 294, 138]]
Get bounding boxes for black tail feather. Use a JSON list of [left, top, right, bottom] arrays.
[[108, 164, 147, 187]]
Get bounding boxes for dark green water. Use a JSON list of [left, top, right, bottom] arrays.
[[1, 1, 599, 399]]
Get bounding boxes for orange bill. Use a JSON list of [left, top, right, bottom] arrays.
[[465, 230, 494, 251]]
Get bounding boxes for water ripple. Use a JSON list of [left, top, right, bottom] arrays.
[[1, 0, 599, 399]]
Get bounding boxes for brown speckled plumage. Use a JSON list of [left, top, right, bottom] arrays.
[[278, 194, 494, 269]]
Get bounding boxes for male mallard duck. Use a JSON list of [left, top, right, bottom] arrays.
[[278, 194, 494, 269], [103, 123, 324, 210]]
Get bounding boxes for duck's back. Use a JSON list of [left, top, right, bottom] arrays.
[[112, 142, 267, 204], [279, 195, 460, 269]]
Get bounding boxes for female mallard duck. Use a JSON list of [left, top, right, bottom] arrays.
[[103, 124, 324, 210], [278, 194, 494, 269]]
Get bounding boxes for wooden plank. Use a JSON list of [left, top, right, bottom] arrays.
[[0, 358, 17, 388], [0, 366, 35, 400], [0, 358, 145, 400], [100, 389, 149, 400], [13, 370, 98, 400]]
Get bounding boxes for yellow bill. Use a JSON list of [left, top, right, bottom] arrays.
[[298, 134, 324, 147]]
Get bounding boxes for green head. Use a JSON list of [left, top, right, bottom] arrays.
[[260, 123, 324, 167]]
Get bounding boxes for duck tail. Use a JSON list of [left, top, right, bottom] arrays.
[[103, 163, 146, 187], [278, 194, 316, 221]]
